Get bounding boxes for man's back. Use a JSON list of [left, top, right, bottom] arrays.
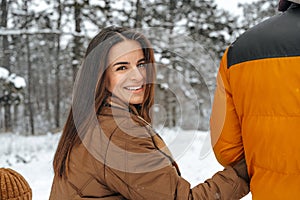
[[211, 3, 300, 199]]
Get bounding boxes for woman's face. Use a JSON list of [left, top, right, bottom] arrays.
[[106, 40, 147, 105]]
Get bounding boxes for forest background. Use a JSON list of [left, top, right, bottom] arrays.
[[0, 0, 279, 135]]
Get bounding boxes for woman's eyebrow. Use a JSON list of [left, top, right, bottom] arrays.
[[137, 58, 146, 63], [112, 61, 129, 67], [112, 58, 146, 67]]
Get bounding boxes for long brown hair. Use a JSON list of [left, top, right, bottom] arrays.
[[53, 27, 156, 177]]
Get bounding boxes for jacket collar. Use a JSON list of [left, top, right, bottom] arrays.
[[103, 95, 140, 116]]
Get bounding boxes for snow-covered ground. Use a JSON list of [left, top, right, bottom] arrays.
[[0, 129, 251, 199]]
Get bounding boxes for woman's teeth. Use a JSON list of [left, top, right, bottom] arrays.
[[125, 86, 142, 91]]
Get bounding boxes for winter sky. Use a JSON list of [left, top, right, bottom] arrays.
[[215, 0, 260, 15]]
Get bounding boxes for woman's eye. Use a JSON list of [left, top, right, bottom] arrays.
[[116, 66, 126, 71], [137, 63, 146, 68]]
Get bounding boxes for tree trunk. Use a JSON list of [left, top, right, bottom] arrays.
[[1, 0, 12, 132], [0, 106, 3, 131], [165, 0, 177, 127], [4, 104, 11, 132], [55, 0, 62, 128], [44, 65, 51, 126], [24, 0, 35, 135], [104, 0, 112, 25], [13, 104, 18, 130], [134, 0, 142, 28], [1, 0, 9, 70], [26, 36, 34, 135], [165, 71, 176, 127], [72, 0, 82, 82]]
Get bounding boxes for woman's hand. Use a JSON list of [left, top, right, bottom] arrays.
[[232, 158, 250, 183]]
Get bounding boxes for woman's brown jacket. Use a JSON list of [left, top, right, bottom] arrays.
[[50, 99, 249, 200]]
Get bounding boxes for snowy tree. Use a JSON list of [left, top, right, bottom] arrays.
[[0, 67, 26, 132], [239, 0, 278, 29]]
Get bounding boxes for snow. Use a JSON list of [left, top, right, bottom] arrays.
[[8, 74, 26, 88], [0, 67, 9, 79], [90, 0, 105, 7], [156, 73, 164, 80], [160, 82, 169, 89], [0, 67, 26, 88], [261, 1, 272, 10], [0, 133, 60, 199], [31, 0, 51, 13], [154, 53, 162, 62], [0, 129, 251, 199], [161, 57, 170, 64]]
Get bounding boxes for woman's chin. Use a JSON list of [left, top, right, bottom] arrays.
[[128, 97, 144, 105]]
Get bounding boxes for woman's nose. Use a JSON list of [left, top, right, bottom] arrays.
[[129, 67, 144, 81]]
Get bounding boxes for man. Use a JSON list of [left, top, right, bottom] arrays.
[[210, 0, 300, 199]]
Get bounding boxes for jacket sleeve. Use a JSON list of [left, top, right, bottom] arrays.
[[191, 165, 249, 200], [210, 48, 244, 166], [103, 122, 248, 200], [104, 156, 249, 200]]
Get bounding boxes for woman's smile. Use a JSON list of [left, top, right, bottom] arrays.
[[124, 85, 144, 92]]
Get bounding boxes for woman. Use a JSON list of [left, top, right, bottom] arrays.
[[50, 26, 249, 199]]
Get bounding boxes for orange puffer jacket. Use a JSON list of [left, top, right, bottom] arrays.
[[210, 5, 300, 200]]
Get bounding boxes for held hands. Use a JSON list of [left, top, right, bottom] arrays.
[[232, 158, 250, 183]]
